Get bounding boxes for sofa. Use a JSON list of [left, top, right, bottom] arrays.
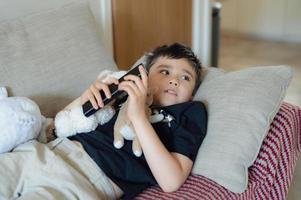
[[0, 0, 300, 199]]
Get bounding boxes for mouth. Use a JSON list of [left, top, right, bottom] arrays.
[[164, 89, 177, 96]]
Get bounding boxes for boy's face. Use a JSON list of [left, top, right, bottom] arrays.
[[148, 56, 196, 107]]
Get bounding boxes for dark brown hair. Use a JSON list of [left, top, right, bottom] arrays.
[[145, 43, 202, 95]]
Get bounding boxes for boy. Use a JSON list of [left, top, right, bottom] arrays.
[[0, 43, 207, 200], [73, 43, 207, 199]]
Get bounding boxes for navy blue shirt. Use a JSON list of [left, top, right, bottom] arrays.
[[70, 101, 207, 199]]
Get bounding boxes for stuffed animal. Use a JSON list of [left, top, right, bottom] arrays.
[[54, 70, 126, 138], [54, 105, 115, 137], [113, 92, 153, 157], [0, 87, 43, 153]]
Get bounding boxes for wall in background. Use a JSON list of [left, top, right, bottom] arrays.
[[220, 0, 301, 42], [112, 0, 192, 70]]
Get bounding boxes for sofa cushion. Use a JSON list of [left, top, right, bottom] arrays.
[[0, 0, 117, 117], [192, 65, 293, 193]]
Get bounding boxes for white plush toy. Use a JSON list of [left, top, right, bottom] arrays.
[[113, 92, 154, 157], [54, 70, 127, 138], [0, 87, 43, 153], [54, 104, 116, 137]]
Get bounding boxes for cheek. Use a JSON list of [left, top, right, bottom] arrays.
[[148, 73, 158, 83], [180, 83, 194, 98], [149, 75, 164, 87], [179, 90, 192, 101], [148, 77, 161, 94]]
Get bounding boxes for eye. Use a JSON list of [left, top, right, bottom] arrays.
[[181, 75, 191, 81], [159, 69, 169, 75]]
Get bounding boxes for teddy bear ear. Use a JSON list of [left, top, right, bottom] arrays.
[[0, 87, 8, 99]]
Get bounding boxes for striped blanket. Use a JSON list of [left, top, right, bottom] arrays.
[[135, 103, 301, 200]]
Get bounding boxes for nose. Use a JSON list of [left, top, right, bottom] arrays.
[[169, 78, 179, 87]]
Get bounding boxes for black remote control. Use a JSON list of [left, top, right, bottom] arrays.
[[82, 64, 144, 117]]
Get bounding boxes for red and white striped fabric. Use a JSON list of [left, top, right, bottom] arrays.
[[135, 102, 301, 200]]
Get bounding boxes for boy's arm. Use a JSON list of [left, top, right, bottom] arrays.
[[132, 117, 193, 193], [63, 97, 81, 110], [118, 66, 192, 192]]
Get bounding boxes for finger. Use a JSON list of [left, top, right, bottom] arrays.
[[90, 85, 104, 108], [124, 74, 141, 82], [124, 75, 146, 94], [101, 84, 112, 100], [87, 91, 99, 109], [119, 81, 141, 96], [118, 83, 137, 99], [125, 81, 143, 96], [94, 80, 104, 90], [139, 65, 148, 88], [104, 77, 119, 85]]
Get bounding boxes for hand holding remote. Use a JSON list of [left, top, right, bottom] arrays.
[[82, 64, 144, 117]]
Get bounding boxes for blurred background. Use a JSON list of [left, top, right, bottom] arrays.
[[110, 0, 300, 105]]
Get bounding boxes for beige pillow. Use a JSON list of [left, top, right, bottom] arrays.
[[192, 65, 293, 193], [0, 0, 117, 117]]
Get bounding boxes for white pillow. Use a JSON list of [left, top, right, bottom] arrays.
[[192, 65, 293, 193]]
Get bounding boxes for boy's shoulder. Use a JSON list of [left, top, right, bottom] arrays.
[[161, 100, 207, 120], [182, 101, 207, 116], [170, 100, 206, 113], [186, 100, 206, 109]]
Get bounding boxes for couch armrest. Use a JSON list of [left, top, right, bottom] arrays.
[[248, 102, 301, 199]]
